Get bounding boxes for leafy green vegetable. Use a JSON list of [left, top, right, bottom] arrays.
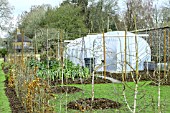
[[27, 58, 90, 81]]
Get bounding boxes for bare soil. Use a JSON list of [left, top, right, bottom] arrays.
[[67, 98, 121, 111], [3, 67, 170, 112], [50, 76, 112, 85], [4, 80, 26, 113], [3, 68, 9, 74], [50, 86, 82, 94]]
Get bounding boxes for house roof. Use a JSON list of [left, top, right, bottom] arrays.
[[13, 34, 31, 42]]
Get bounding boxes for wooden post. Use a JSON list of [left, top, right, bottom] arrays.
[[164, 29, 167, 77], [149, 32, 152, 60], [21, 29, 24, 67], [60, 30, 64, 86], [150, 32, 152, 48], [168, 30, 170, 82], [34, 30, 37, 77], [102, 30, 106, 80], [60, 30, 64, 66], [57, 32, 60, 59], [14, 29, 17, 64], [34, 31, 37, 59], [124, 30, 127, 81], [56, 42, 57, 59], [169, 31, 170, 70], [135, 33, 139, 81]]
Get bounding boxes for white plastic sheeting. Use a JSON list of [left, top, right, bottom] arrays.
[[65, 31, 151, 73]]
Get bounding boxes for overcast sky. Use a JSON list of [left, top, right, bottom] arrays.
[[0, 0, 64, 38], [0, 0, 168, 38], [8, 0, 168, 25], [9, 0, 64, 16]]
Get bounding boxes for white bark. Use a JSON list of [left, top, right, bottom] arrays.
[[91, 70, 95, 102], [158, 75, 161, 113], [158, 27, 161, 113], [122, 84, 133, 113], [133, 83, 138, 113]]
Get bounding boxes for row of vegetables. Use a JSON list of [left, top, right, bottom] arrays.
[[1, 56, 91, 112], [27, 58, 90, 81]]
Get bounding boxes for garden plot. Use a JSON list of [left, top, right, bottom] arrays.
[[1, 29, 170, 113]]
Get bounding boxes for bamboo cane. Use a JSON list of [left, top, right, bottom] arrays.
[[60, 30, 64, 86], [124, 30, 127, 81], [21, 29, 24, 68], [102, 30, 106, 80], [164, 29, 166, 78], [14, 29, 17, 65], [158, 29, 161, 113], [169, 30, 170, 70]]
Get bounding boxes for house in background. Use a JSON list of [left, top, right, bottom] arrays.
[[12, 34, 33, 52], [9, 34, 35, 63]]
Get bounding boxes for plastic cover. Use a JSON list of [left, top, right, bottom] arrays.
[[65, 31, 151, 73]]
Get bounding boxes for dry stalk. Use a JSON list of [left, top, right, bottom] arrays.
[[25, 77, 55, 113], [8, 68, 15, 88]]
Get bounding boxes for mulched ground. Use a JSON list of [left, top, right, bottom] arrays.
[[50, 76, 112, 86], [50, 86, 82, 94], [3, 67, 170, 112], [3, 68, 9, 74], [4, 80, 26, 113], [50, 76, 112, 94], [67, 98, 121, 111]]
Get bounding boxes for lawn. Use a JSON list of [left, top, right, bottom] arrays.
[[0, 59, 11, 113], [54, 81, 170, 113], [0, 57, 170, 113]]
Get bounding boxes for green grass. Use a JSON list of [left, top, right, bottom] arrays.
[[1, 57, 169, 113], [54, 81, 170, 113], [0, 59, 11, 113]]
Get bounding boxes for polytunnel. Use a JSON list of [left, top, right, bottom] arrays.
[[65, 31, 151, 73]]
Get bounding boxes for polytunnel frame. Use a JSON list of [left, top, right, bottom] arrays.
[[64, 31, 151, 85], [89, 31, 150, 79], [86, 31, 151, 106]]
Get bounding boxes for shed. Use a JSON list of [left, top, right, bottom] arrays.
[[65, 31, 151, 73]]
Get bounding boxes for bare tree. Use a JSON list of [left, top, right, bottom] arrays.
[[87, 0, 118, 33], [123, 0, 154, 31], [0, 0, 12, 30], [159, 0, 170, 26], [19, 4, 50, 38]]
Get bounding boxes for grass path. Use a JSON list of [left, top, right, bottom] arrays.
[[0, 59, 11, 113], [55, 81, 170, 113]]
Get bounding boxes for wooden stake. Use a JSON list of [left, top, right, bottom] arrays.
[[164, 29, 167, 77], [21, 29, 24, 67], [34, 31, 37, 59], [60, 30, 64, 86], [102, 30, 106, 80], [169, 31, 170, 70], [124, 30, 127, 81], [60, 30, 63, 64], [14, 29, 17, 64], [150, 32, 152, 48]]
